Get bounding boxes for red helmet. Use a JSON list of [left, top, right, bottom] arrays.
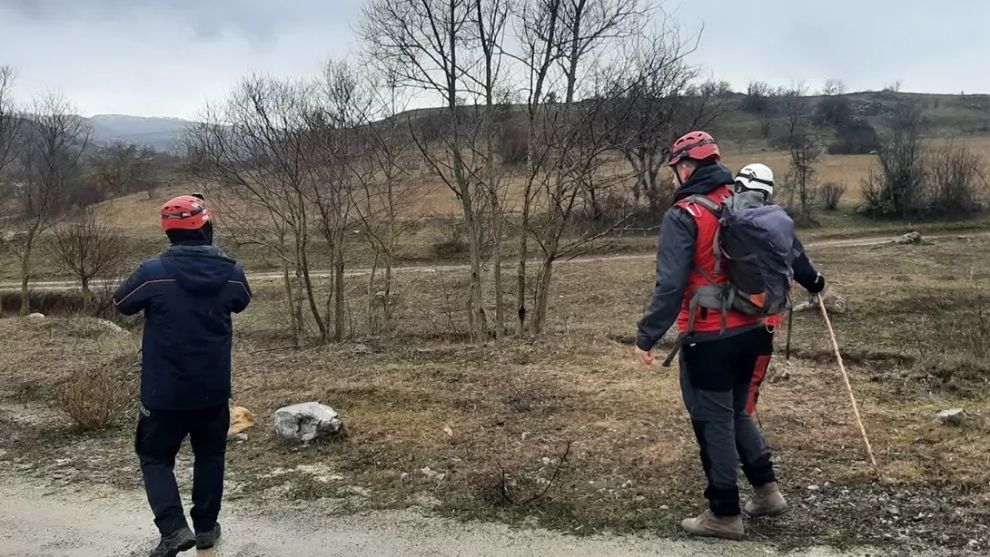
[[668, 131, 720, 166], [160, 195, 211, 231]]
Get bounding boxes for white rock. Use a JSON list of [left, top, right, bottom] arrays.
[[936, 408, 965, 425], [895, 231, 923, 245], [351, 343, 372, 355], [274, 402, 344, 443], [27, 313, 45, 319], [420, 466, 446, 482], [794, 293, 847, 314], [94, 319, 128, 334], [807, 484, 820, 491]]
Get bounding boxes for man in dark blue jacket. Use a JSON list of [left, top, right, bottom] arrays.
[[114, 195, 251, 557]]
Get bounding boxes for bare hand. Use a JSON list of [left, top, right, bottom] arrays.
[[635, 346, 655, 367]]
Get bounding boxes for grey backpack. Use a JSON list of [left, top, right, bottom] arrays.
[[685, 192, 796, 332]]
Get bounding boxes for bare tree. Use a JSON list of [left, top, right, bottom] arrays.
[[0, 66, 23, 282], [11, 94, 89, 315], [305, 59, 372, 342], [514, 0, 564, 333], [860, 106, 928, 218], [52, 212, 128, 312], [89, 140, 158, 198], [513, 0, 644, 334], [346, 63, 420, 333], [779, 84, 821, 224], [185, 77, 321, 344], [362, 0, 494, 341], [603, 25, 721, 213], [0, 66, 21, 184], [822, 78, 847, 96], [466, 0, 511, 338]]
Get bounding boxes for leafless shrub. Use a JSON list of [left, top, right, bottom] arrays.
[[926, 144, 988, 218], [58, 352, 138, 430], [819, 182, 847, 211], [861, 106, 925, 218], [52, 212, 128, 313], [482, 441, 572, 507]]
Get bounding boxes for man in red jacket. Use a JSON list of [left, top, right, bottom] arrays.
[[634, 132, 782, 539]]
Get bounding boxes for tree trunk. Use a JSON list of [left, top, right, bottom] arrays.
[[530, 257, 555, 335], [18, 228, 35, 316], [367, 252, 379, 334], [81, 276, 93, 315], [282, 262, 301, 347], [516, 195, 530, 332], [333, 247, 345, 342], [298, 194, 327, 342], [492, 232, 504, 339], [383, 250, 394, 326], [300, 241, 327, 342]]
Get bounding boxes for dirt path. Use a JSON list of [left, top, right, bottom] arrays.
[[3, 230, 988, 293], [0, 479, 888, 557]]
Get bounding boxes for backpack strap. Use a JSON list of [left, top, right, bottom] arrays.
[[684, 194, 722, 215], [683, 194, 725, 275]]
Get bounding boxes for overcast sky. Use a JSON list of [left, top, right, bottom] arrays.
[[1, 0, 987, 119]]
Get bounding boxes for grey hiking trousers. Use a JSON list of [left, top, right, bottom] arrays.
[[679, 326, 777, 516]]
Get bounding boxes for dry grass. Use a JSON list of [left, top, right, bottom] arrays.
[[1, 237, 990, 551], [88, 136, 990, 229]]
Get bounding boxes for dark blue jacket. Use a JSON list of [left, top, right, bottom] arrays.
[[114, 245, 251, 410], [636, 164, 821, 351]]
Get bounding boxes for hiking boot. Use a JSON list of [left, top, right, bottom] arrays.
[[149, 527, 195, 557], [680, 509, 744, 540], [744, 482, 789, 517], [196, 522, 222, 550]]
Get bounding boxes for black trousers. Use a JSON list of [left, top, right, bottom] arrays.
[[135, 404, 229, 536], [679, 327, 777, 516]]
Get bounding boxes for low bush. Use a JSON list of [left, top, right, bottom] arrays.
[[58, 351, 139, 430], [819, 182, 847, 211]]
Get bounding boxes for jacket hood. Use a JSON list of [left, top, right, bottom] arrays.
[[161, 245, 236, 294], [674, 163, 734, 200]]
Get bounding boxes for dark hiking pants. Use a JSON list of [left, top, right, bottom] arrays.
[[679, 327, 776, 516], [135, 404, 229, 536]]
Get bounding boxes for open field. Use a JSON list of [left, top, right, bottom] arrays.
[[83, 136, 990, 226], [2, 234, 989, 554]]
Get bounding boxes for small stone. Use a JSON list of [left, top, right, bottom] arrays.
[[659, 504, 669, 510], [27, 313, 45, 319], [936, 408, 965, 425], [235, 433, 248, 442], [443, 426, 454, 438], [807, 485, 820, 491]]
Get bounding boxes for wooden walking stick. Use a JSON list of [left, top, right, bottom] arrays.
[[817, 294, 880, 477]]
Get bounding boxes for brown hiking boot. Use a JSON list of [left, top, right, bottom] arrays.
[[680, 509, 744, 540], [744, 481, 789, 517]]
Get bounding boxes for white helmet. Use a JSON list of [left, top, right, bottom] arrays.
[[735, 163, 774, 199]]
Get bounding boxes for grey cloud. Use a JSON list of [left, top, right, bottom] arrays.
[[0, 0, 348, 43]]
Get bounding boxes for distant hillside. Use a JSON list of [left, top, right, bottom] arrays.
[[86, 114, 192, 152], [83, 91, 990, 153]]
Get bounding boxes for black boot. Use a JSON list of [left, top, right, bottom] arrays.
[[196, 522, 222, 550], [149, 527, 195, 557]]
